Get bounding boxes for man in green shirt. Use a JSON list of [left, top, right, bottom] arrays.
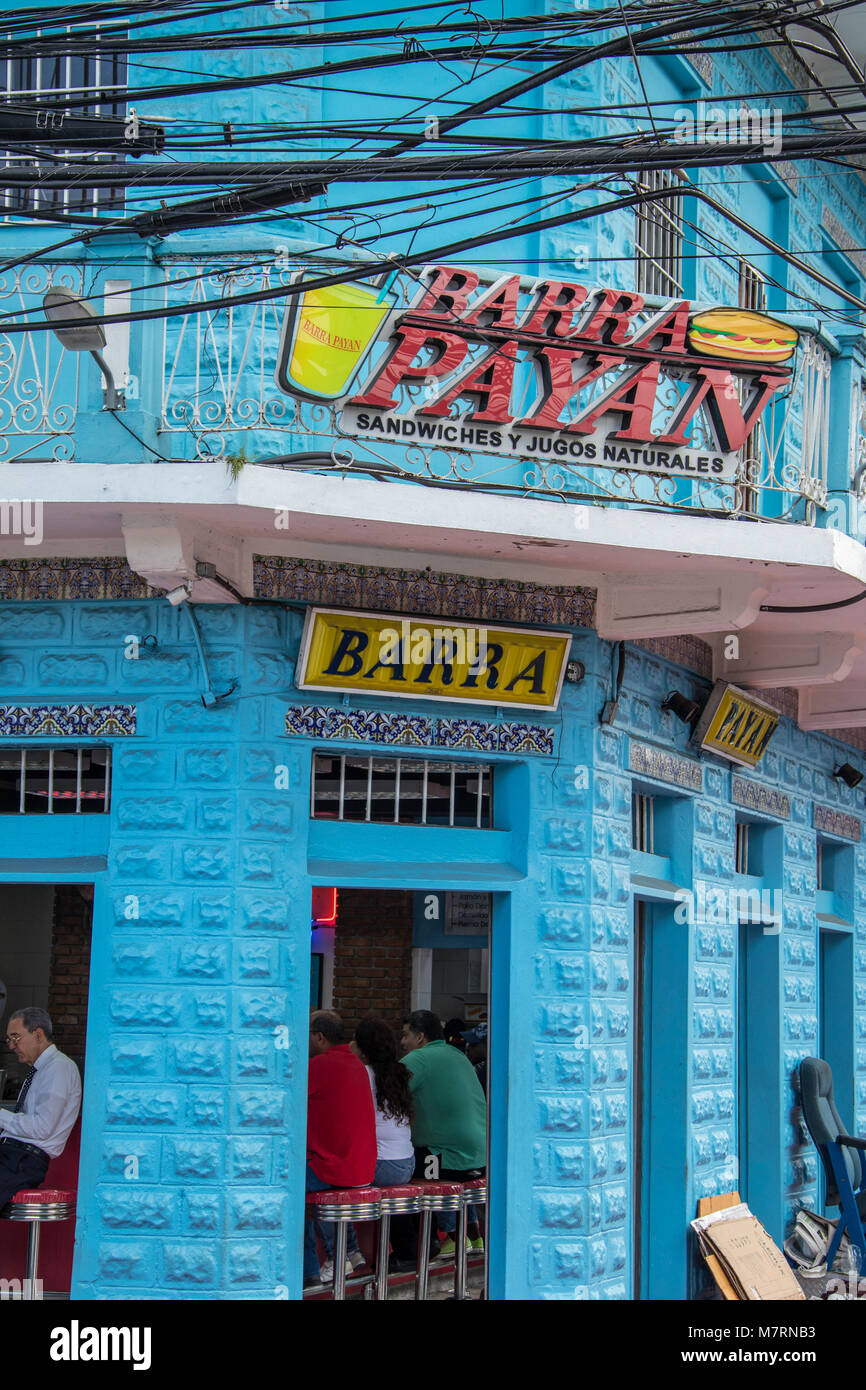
[[398, 1009, 487, 1258]]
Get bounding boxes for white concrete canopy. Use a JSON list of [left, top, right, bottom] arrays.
[[3, 460, 866, 730]]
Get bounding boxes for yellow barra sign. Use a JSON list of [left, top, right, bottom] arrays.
[[297, 608, 570, 710], [695, 681, 779, 768]]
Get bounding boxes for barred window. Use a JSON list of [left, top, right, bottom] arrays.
[[631, 792, 655, 853], [736, 259, 767, 513], [3, 34, 127, 214], [311, 754, 492, 828], [738, 259, 767, 313], [735, 820, 750, 874], [634, 170, 684, 298], [0, 747, 111, 813]]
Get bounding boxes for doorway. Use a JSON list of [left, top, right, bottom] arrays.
[[0, 882, 92, 1296], [633, 898, 689, 1300], [305, 884, 491, 1298], [818, 924, 854, 1209]]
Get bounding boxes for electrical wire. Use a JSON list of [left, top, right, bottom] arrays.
[[0, 0, 861, 325], [0, 171, 862, 345]]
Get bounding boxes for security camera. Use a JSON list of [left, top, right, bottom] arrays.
[[166, 583, 191, 607]]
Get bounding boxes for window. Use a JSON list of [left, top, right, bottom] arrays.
[[632, 792, 655, 852], [817, 837, 853, 899], [734, 816, 774, 878], [311, 754, 492, 827], [0, 747, 111, 813], [737, 259, 767, 513], [635, 170, 683, 298], [816, 838, 824, 892], [738, 259, 767, 314], [735, 819, 750, 874], [3, 33, 127, 214]]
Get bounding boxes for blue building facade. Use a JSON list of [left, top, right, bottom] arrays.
[[0, 0, 865, 1301]]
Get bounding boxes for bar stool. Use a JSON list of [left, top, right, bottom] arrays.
[[416, 1181, 463, 1301], [455, 1176, 487, 1301], [374, 1183, 424, 1301], [305, 1187, 381, 1300], [0, 1188, 76, 1300]]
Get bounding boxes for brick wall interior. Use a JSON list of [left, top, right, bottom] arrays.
[[331, 889, 414, 1035], [47, 884, 93, 1072]]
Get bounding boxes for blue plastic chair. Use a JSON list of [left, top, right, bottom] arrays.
[[799, 1057, 866, 1273]]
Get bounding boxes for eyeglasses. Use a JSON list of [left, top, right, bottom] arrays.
[[5, 1033, 24, 1046]]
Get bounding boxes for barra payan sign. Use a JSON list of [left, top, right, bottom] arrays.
[[275, 262, 799, 481], [694, 681, 779, 768], [297, 608, 570, 710]]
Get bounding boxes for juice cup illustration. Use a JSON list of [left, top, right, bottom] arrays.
[[276, 277, 397, 402]]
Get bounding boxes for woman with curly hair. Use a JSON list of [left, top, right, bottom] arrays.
[[352, 1017, 415, 1185], [320, 1017, 417, 1281]]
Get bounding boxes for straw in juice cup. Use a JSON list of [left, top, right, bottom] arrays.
[[286, 278, 396, 400], [376, 268, 399, 303]]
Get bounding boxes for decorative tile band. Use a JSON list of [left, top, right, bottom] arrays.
[[814, 803, 862, 843], [0, 704, 137, 737], [629, 740, 703, 791], [0, 558, 155, 601], [257, 556, 595, 628], [732, 775, 791, 820], [285, 705, 554, 756]]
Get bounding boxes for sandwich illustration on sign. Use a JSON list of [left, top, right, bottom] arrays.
[[687, 307, 799, 363]]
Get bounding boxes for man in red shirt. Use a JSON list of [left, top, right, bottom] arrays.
[[304, 1009, 376, 1286]]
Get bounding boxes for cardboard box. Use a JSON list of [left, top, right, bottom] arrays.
[[693, 1194, 805, 1301]]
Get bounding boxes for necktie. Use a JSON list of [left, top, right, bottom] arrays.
[[14, 1066, 36, 1113]]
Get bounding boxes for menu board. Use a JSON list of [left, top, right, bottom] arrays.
[[445, 893, 491, 936]]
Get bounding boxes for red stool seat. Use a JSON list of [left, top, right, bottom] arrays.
[[415, 1180, 463, 1210], [7, 1188, 75, 1204], [461, 1177, 487, 1197], [305, 1186, 380, 1207], [2, 1188, 76, 1221], [0, 1186, 76, 1300], [305, 1187, 382, 1301]]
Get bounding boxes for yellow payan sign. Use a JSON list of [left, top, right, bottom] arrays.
[[297, 608, 570, 710], [695, 681, 779, 768]]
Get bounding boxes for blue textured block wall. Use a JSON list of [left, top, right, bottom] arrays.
[[1, 601, 866, 1296], [528, 638, 866, 1299]]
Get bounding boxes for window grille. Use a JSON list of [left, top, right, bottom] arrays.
[[737, 260, 767, 514], [816, 840, 823, 892], [735, 821, 750, 874], [631, 793, 654, 853], [634, 170, 684, 298], [0, 746, 111, 813], [311, 754, 492, 828], [851, 374, 866, 500], [2, 33, 127, 214], [738, 260, 767, 314], [800, 336, 832, 506]]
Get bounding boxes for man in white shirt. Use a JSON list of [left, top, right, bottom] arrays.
[[0, 1007, 81, 1206]]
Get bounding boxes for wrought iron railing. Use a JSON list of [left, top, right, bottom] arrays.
[[0, 263, 81, 461], [0, 255, 842, 529]]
